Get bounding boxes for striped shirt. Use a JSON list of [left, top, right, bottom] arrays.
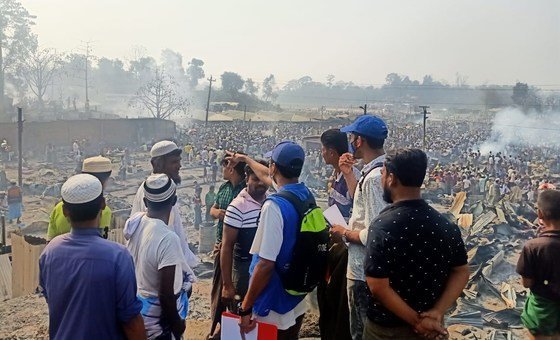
[[223, 188, 264, 261]]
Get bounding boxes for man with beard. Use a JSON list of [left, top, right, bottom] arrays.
[[364, 149, 469, 339], [330, 115, 389, 340], [208, 155, 247, 339], [220, 161, 269, 312], [131, 141, 198, 283]]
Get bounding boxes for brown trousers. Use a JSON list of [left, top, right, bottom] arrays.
[[209, 247, 225, 339]]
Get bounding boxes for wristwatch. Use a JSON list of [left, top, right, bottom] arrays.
[[238, 303, 253, 317], [342, 230, 348, 243]]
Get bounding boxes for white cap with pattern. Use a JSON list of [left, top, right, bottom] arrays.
[[143, 173, 176, 203], [61, 174, 103, 204]]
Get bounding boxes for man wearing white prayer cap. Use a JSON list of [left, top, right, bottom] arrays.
[[125, 174, 189, 339], [47, 155, 113, 241], [131, 140, 200, 273], [39, 174, 145, 340]]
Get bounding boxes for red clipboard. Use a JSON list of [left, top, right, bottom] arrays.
[[221, 312, 278, 340]]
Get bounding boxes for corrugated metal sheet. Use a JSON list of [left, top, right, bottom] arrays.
[[0, 254, 12, 301], [449, 192, 467, 217], [108, 229, 125, 245], [11, 233, 46, 298]]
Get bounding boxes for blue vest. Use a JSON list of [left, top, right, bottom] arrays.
[[249, 183, 311, 316]]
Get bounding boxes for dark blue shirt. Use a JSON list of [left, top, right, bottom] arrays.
[[39, 228, 142, 340]]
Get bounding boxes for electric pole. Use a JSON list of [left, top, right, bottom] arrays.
[[205, 76, 214, 127], [78, 41, 94, 113], [359, 104, 367, 115], [243, 105, 247, 123], [419, 105, 430, 150], [84, 42, 92, 113]]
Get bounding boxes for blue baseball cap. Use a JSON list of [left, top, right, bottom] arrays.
[[265, 141, 305, 170], [340, 115, 388, 139]]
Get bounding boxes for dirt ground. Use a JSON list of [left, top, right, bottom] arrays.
[[0, 156, 321, 340], [0, 155, 530, 339], [0, 279, 320, 340]]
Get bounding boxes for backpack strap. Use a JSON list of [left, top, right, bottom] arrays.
[[358, 161, 384, 192], [275, 190, 316, 222]]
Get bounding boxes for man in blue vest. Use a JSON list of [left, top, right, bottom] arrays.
[[238, 141, 312, 340]]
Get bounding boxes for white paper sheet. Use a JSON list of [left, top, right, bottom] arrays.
[[323, 204, 349, 229], [221, 315, 259, 340]]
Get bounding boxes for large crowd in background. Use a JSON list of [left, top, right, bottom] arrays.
[[33, 112, 560, 340]]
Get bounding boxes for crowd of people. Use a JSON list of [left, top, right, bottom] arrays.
[[36, 112, 560, 340]]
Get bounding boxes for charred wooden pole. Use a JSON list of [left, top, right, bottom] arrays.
[[17, 107, 23, 188], [205, 76, 214, 127], [419, 105, 430, 151], [359, 104, 367, 115], [1, 214, 5, 248]]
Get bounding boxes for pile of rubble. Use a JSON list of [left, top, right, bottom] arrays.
[[443, 192, 536, 339]]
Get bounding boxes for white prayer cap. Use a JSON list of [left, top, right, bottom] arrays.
[[61, 174, 103, 204], [82, 156, 112, 173], [143, 174, 176, 203], [150, 141, 180, 158]]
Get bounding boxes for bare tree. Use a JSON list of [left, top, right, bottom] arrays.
[[21, 47, 60, 109], [130, 68, 189, 120]]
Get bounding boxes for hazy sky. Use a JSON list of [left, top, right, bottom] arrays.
[[21, 0, 560, 87]]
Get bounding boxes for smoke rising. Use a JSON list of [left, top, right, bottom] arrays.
[[479, 107, 560, 155]]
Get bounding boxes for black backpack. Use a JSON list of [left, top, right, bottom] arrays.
[[275, 191, 329, 296]]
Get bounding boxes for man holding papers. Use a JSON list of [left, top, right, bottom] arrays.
[[330, 116, 389, 340], [318, 129, 360, 340]]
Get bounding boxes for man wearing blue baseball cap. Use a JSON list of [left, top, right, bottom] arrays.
[[330, 115, 389, 340], [238, 141, 320, 339]]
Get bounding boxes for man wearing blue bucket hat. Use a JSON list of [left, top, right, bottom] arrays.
[[330, 115, 389, 340]]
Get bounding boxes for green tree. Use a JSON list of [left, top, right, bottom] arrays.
[[186, 58, 205, 88], [221, 71, 244, 99], [384, 73, 402, 86], [512, 82, 529, 107], [262, 74, 277, 102], [326, 74, 335, 87], [243, 78, 258, 97], [129, 56, 157, 82], [93, 57, 134, 93], [0, 0, 37, 117]]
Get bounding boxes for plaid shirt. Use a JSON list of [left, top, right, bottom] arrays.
[[215, 180, 246, 242]]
